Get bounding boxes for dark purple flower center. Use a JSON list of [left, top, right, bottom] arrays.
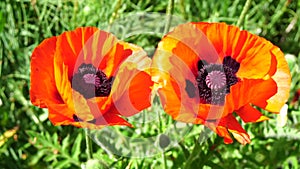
[[186, 56, 240, 105], [72, 63, 113, 99]]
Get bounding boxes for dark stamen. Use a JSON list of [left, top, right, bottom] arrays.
[[72, 63, 112, 99], [186, 56, 239, 105]]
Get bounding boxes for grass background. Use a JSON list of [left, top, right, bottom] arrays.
[[0, 0, 300, 168]]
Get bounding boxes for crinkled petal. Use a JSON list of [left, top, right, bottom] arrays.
[[219, 114, 250, 145], [193, 22, 273, 79], [264, 48, 291, 112]]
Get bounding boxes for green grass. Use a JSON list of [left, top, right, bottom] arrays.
[[0, 0, 299, 168]]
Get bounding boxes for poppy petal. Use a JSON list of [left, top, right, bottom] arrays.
[[99, 41, 135, 78], [93, 105, 132, 127], [153, 23, 219, 77], [156, 76, 198, 123], [113, 70, 153, 117], [205, 111, 251, 145], [108, 43, 153, 115], [193, 22, 273, 79], [110, 42, 150, 101], [197, 104, 227, 122], [216, 126, 233, 144], [205, 123, 233, 144], [152, 44, 200, 123], [236, 104, 269, 123], [47, 103, 81, 127], [53, 52, 94, 122], [166, 23, 220, 63], [156, 74, 182, 119], [30, 37, 63, 107], [226, 78, 278, 113], [221, 114, 250, 145], [87, 97, 112, 118], [55, 27, 100, 79], [56, 27, 119, 80], [264, 49, 291, 112]]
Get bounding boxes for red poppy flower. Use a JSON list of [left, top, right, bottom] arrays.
[[30, 27, 153, 128], [152, 22, 291, 144]]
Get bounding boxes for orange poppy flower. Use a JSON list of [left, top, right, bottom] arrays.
[[30, 27, 153, 128], [152, 22, 291, 144]]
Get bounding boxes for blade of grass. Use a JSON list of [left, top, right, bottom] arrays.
[[236, 0, 252, 27]]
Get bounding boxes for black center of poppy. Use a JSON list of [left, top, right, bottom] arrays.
[[72, 63, 113, 99], [187, 56, 240, 105]]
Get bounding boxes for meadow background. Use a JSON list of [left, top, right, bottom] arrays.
[[0, 0, 300, 168]]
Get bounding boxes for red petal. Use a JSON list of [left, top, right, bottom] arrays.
[[30, 37, 63, 108], [236, 104, 269, 123]]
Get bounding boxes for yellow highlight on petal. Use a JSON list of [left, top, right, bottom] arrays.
[[276, 104, 288, 127], [256, 116, 270, 122], [230, 131, 251, 145]]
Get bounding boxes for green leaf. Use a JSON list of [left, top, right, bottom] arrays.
[[52, 132, 58, 146], [62, 134, 70, 153], [54, 159, 71, 169], [71, 132, 82, 160], [44, 153, 57, 162], [28, 149, 48, 166], [0, 11, 4, 32]]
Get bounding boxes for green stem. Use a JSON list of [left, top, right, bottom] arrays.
[[162, 150, 167, 169], [236, 0, 252, 27], [163, 0, 175, 35], [85, 129, 93, 160]]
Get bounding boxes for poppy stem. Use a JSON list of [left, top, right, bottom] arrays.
[[162, 150, 168, 169], [84, 128, 93, 160], [164, 0, 174, 35], [236, 0, 252, 27]]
